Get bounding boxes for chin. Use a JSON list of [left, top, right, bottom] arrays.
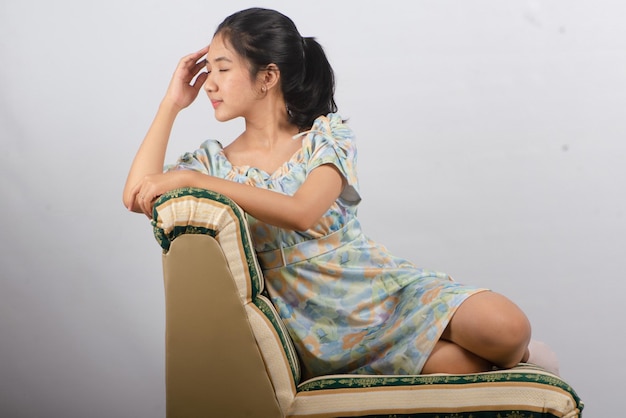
[[213, 110, 237, 123]]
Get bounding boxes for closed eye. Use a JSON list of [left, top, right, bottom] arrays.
[[205, 68, 229, 74]]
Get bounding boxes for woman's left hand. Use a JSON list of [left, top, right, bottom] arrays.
[[128, 171, 194, 218]]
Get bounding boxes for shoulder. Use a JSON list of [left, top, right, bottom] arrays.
[[301, 113, 356, 160], [165, 139, 228, 175], [301, 113, 354, 149], [307, 114, 361, 205], [312, 113, 354, 140], [198, 139, 226, 154]]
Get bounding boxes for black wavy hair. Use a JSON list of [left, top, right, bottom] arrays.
[[215, 8, 337, 129]]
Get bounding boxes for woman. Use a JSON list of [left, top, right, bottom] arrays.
[[124, 8, 552, 379]]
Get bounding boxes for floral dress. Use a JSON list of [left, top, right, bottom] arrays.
[[166, 113, 485, 379]]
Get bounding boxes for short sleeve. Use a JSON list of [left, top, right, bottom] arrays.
[[164, 140, 225, 176], [303, 114, 361, 205]]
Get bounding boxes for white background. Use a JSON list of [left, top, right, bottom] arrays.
[[1, 1, 623, 416]]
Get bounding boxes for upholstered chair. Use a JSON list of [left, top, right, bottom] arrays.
[[152, 187, 583, 418]]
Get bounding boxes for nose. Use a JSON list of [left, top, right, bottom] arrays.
[[204, 75, 217, 93]]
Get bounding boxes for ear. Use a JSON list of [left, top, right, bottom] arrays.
[[261, 63, 281, 91]]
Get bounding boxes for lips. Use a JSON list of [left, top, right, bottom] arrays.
[[210, 99, 222, 109]]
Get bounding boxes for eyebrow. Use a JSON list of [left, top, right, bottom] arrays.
[[209, 56, 233, 65]]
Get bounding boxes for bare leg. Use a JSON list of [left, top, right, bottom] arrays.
[[422, 291, 531, 374], [421, 340, 492, 374]]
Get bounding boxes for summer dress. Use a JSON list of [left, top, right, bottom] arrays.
[[166, 113, 484, 379]]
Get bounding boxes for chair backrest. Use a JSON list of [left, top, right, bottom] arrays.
[[153, 187, 301, 416]]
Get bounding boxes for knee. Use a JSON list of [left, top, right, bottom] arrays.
[[506, 312, 531, 346], [447, 291, 532, 368], [463, 292, 531, 349], [473, 293, 531, 365], [495, 308, 532, 366]]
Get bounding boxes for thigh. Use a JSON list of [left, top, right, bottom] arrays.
[[421, 339, 492, 374]]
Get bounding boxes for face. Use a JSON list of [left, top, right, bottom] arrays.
[[204, 33, 261, 122]]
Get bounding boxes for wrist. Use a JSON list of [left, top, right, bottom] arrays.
[[183, 170, 214, 192], [159, 97, 184, 116]]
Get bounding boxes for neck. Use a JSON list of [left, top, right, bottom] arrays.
[[243, 95, 298, 148]]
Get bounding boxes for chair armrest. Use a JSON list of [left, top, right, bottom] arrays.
[[152, 187, 264, 303]]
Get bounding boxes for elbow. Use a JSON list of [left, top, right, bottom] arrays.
[[290, 221, 311, 232], [278, 199, 328, 231], [122, 183, 134, 211], [122, 191, 138, 213], [122, 196, 133, 212], [287, 211, 320, 232], [122, 194, 131, 210]]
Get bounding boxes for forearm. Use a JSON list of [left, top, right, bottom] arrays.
[[123, 100, 180, 210], [186, 173, 308, 230], [183, 166, 342, 231]]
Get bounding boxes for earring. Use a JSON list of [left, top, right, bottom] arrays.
[[261, 85, 267, 93]]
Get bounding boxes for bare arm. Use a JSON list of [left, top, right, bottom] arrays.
[[125, 47, 344, 231], [122, 46, 209, 211], [129, 164, 345, 231]]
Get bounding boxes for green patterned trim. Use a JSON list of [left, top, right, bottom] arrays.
[[153, 224, 218, 251], [152, 187, 240, 247], [255, 295, 301, 383], [299, 364, 579, 397], [298, 365, 583, 416]]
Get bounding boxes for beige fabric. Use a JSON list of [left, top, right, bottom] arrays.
[[155, 190, 302, 416], [246, 302, 299, 413], [163, 234, 282, 417]]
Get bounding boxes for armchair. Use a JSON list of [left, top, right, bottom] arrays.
[[152, 187, 583, 418]]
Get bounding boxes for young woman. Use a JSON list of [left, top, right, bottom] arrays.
[[124, 8, 554, 379]]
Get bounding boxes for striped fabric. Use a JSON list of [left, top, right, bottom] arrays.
[[152, 188, 584, 418], [292, 364, 581, 417]]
